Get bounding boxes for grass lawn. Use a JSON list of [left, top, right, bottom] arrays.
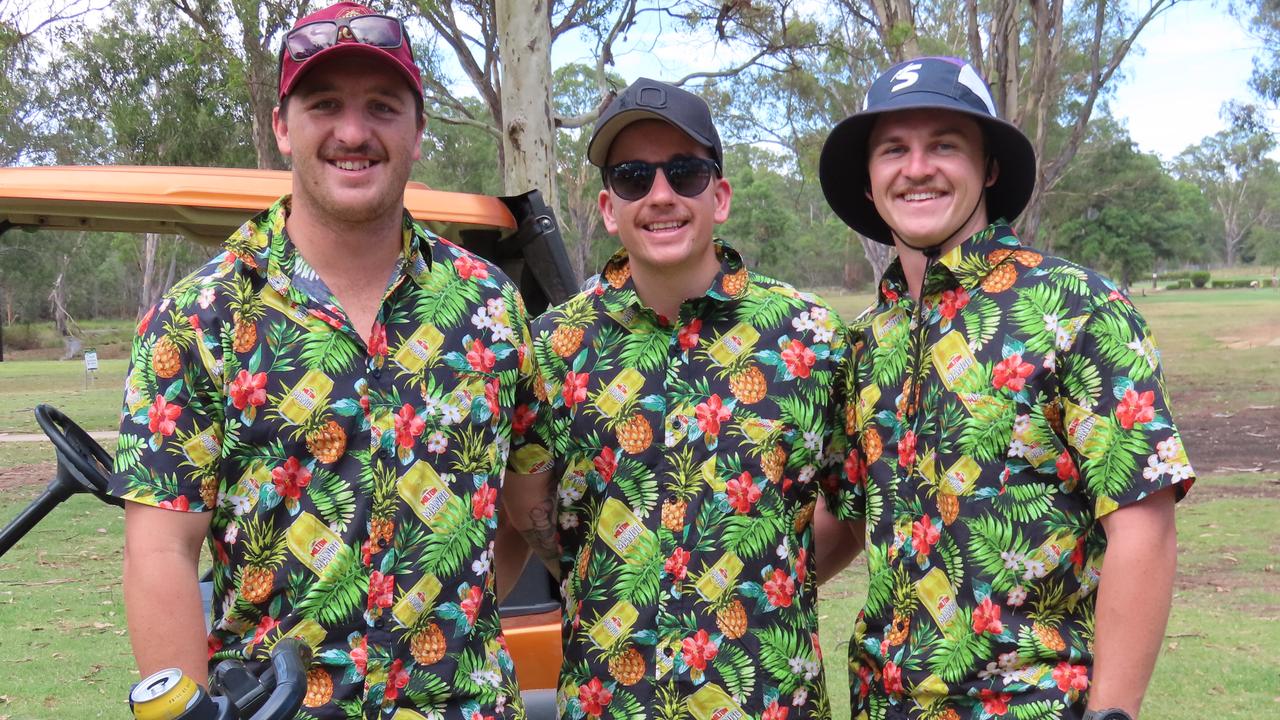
[[0, 286, 1276, 718]]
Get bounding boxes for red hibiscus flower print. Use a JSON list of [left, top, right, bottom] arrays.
[[682, 629, 719, 671], [897, 430, 917, 468], [350, 635, 368, 675], [228, 370, 268, 410], [764, 568, 796, 608], [695, 394, 731, 437], [1115, 388, 1156, 429], [368, 322, 387, 358], [394, 404, 425, 449], [972, 596, 1004, 635], [461, 585, 483, 626], [454, 255, 490, 281], [367, 570, 395, 611], [938, 287, 970, 320], [147, 396, 182, 436], [484, 378, 500, 416], [665, 548, 690, 580], [1055, 451, 1079, 483], [384, 658, 410, 702], [472, 483, 497, 520], [980, 688, 1011, 715], [249, 614, 279, 648], [763, 701, 790, 720], [159, 496, 190, 511], [1052, 662, 1089, 693], [781, 339, 816, 378], [270, 457, 312, 500], [563, 371, 589, 408], [993, 354, 1034, 392], [593, 447, 617, 482], [883, 660, 903, 694], [137, 306, 156, 336], [911, 515, 940, 556], [578, 677, 613, 717], [845, 450, 867, 485], [678, 319, 702, 350], [467, 339, 496, 373], [795, 547, 807, 585], [725, 472, 762, 514], [513, 404, 537, 435]]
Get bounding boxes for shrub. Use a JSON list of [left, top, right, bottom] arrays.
[[1190, 271, 1211, 288]]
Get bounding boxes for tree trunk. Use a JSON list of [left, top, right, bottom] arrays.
[[496, 0, 557, 205], [138, 232, 160, 319], [860, 236, 896, 281]]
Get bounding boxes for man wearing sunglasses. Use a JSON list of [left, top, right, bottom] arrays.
[[503, 78, 863, 719], [110, 2, 533, 718]]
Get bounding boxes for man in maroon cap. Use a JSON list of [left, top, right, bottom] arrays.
[[110, 3, 534, 717]]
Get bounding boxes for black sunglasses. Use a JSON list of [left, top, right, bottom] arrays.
[[283, 14, 408, 61], [604, 156, 720, 201]]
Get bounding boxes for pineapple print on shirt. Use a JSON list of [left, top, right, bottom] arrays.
[[510, 241, 860, 720], [110, 197, 532, 720]]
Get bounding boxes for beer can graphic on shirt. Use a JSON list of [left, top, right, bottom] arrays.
[[916, 567, 961, 637], [594, 368, 645, 418], [1013, 418, 1058, 471], [393, 324, 446, 374], [282, 619, 327, 653], [939, 456, 981, 496], [286, 512, 344, 577], [181, 426, 221, 467], [930, 331, 980, 392], [694, 552, 744, 604], [700, 456, 724, 492], [596, 497, 656, 563], [398, 460, 463, 533], [587, 599, 639, 651], [1062, 399, 1110, 459], [707, 322, 760, 367], [687, 683, 747, 720], [1025, 529, 1077, 571], [913, 674, 950, 704], [871, 307, 907, 345], [261, 287, 316, 330], [392, 573, 443, 629], [855, 383, 882, 428], [277, 369, 334, 426]]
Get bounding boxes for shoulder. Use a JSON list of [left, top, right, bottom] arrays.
[[420, 225, 519, 292], [1014, 249, 1137, 315]]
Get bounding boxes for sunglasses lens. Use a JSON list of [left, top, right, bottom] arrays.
[[608, 162, 656, 201], [286, 23, 334, 60], [666, 158, 713, 197], [349, 16, 402, 47]]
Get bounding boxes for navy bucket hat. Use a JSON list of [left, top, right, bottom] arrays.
[[819, 56, 1037, 245]]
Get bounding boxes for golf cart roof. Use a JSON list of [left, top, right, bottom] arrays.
[[0, 165, 516, 245]]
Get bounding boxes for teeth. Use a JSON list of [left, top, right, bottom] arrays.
[[334, 160, 372, 171], [646, 221, 684, 231], [903, 192, 941, 201]]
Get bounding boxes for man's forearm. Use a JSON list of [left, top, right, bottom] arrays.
[[1088, 488, 1178, 715], [503, 470, 561, 580], [124, 545, 209, 684]]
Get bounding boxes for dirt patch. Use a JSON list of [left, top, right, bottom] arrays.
[[1175, 404, 1280, 476], [0, 463, 55, 492], [1215, 318, 1280, 350]]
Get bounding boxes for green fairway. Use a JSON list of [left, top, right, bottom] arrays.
[[0, 285, 1276, 718]]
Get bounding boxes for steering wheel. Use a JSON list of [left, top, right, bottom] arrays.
[[33, 404, 123, 508]]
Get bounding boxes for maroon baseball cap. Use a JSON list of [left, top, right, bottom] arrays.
[[277, 2, 422, 101]]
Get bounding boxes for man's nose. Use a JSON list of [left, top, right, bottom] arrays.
[[903, 147, 934, 180], [646, 167, 676, 202]]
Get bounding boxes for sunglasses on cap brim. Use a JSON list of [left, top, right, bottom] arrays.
[[283, 14, 410, 62], [604, 156, 720, 201]]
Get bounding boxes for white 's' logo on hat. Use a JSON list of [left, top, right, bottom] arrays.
[[891, 63, 922, 92]]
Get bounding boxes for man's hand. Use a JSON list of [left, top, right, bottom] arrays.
[[502, 470, 560, 580], [814, 497, 864, 584], [122, 501, 211, 685]]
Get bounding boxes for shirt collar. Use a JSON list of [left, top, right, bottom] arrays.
[[876, 221, 1020, 304], [225, 196, 434, 301], [597, 239, 751, 313]]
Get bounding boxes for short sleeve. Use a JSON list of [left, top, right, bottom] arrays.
[[109, 295, 225, 512], [823, 323, 868, 521], [1058, 298, 1194, 519]]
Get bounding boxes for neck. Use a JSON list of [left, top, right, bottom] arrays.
[[284, 198, 404, 282], [895, 217, 991, 300], [629, 247, 722, 322]]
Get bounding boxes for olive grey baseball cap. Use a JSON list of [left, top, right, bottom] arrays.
[[819, 56, 1037, 245], [587, 77, 724, 170]]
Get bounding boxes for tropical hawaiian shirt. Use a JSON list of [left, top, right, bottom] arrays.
[[109, 197, 532, 720], [509, 241, 855, 720], [841, 223, 1194, 719]]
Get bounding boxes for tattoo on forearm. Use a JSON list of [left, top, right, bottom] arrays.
[[520, 496, 560, 580]]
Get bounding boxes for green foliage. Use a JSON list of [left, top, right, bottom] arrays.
[[1190, 271, 1211, 288]]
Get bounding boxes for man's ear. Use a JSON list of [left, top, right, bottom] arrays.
[[272, 105, 291, 157], [986, 156, 999, 187], [599, 189, 619, 235]]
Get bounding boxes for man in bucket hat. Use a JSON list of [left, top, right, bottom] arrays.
[[110, 3, 533, 716], [503, 77, 864, 719], [819, 57, 1194, 719]]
